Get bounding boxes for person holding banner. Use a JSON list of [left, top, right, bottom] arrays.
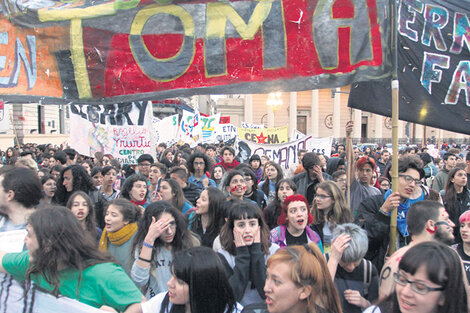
[[0, 207, 143, 312]]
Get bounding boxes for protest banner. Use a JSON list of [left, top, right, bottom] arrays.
[[0, 0, 391, 104], [201, 114, 220, 143], [69, 102, 154, 164], [215, 123, 238, 143], [241, 136, 332, 170], [176, 109, 202, 147], [348, 0, 470, 135], [238, 126, 288, 144], [290, 129, 306, 140], [241, 122, 264, 129], [153, 114, 179, 146]]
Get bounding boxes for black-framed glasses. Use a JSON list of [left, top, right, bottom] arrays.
[[399, 174, 422, 186], [393, 272, 444, 295]]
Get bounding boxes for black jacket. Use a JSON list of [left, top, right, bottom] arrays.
[[183, 182, 202, 206]]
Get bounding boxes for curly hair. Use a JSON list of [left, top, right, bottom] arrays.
[[53, 165, 96, 205]]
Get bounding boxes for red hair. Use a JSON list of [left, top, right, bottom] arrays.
[[460, 210, 470, 224], [356, 156, 376, 170], [277, 194, 314, 226]]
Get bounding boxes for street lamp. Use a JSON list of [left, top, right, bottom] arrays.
[[266, 92, 283, 111]]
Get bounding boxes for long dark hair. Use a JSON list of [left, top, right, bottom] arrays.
[[190, 187, 225, 246], [444, 167, 468, 216], [160, 247, 236, 313], [53, 165, 95, 205], [261, 162, 284, 197], [220, 201, 270, 255], [376, 241, 467, 313], [26, 206, 113, 296], [264, 179, 297, 229], [66, 191, 98, 239], [132, 201, 198, 258], [163, 178, 188, 212]]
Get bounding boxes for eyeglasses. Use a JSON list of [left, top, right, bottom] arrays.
[[399, 174, 422, 186], [314, 194, 332, 200], [393, 272, 444, 295], [138, 163, 151, 167], [193, 162, 205, 167]]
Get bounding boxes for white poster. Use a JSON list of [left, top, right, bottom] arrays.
[[69, 102, 154, 165], [242, 136, 333, 170], [153, 114, 179, 146], [176, 110, 202, 147], [241, 122, 264, 129], [215, 123, 238, 143], [201, 114, 220, 143]]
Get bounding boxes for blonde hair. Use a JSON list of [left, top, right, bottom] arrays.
[[267, 243, 343, 313], [312, 181, 352, 226]]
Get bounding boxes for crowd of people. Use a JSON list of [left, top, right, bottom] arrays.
[[0, 123, 469, 313]]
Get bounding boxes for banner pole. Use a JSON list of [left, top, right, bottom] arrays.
[[389, 0, 399, 255]]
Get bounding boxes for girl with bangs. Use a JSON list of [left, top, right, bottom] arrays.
[[131, 201, 199, 299], [364, 241, 467, 313], [310, 181, 353, 253], [269, 194, 323, 252], [218, 202, 279, 306], [264, 242, 342, 313], [138, 246, 241, 313]]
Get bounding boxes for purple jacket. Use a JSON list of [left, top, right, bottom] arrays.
[[270, 225, 324, 253]]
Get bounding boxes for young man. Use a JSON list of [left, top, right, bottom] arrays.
[[378, 200, 455, 298], [136, 154, 154, 180], [148, 163, 167, 200], [212, 146, 239, 171], [432, 152, 456, 191], [376, 149, 391, 174], [187, 152, 216, 189], [355, 156, 426, 271], [169, 167, 201, 206]]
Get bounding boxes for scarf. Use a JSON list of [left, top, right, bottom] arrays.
[[131, 198, 147, 206], [384, 190, 410, 237], [99, 222, 138, 251]]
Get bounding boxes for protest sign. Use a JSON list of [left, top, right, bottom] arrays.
[[153, 114, 179, 145], [349, 0, 470, 135], [201, 114, 220, 143], [0, 0, 391, 104], [238, 126, 288, 144], [241, 122, 264, 129], [215, 123, 238, 143], [242, 136, 332, 170], [69, 102, 154, 164], [176, 110, 202, 147]]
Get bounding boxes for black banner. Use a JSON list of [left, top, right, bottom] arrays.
[[348, 0, 470, 135]]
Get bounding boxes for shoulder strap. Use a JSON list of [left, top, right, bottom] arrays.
[[363, 259, 372, 297]]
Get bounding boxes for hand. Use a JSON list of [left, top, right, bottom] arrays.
[[344, 289, 369, 308], [382, 192, 401, 213], [233, 229, 246, 247], [144, 217, 171, 243], [313, 165, 324, 181], [330, 234, 351, 262], [345, 121, 354, 136], [202, 176, 210, 188], [254, 226, 261, 243], [154, 192, 163, 201]]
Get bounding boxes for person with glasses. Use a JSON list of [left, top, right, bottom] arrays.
[[364, 241, 467, 313], [130, 201, 200, 300], [269, 194, 322, 250], [137, 154, 154, 181], [241, 167, 267, 209], [355, 156, 437, 272], [310, 181, 353, 253], [379, 200, 455, 299], [187, 152, 216, 189]]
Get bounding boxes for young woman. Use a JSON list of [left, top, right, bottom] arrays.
[[100, 166, 120, 201], [249, 154, 263, 182], [242, 167, 267, 209], [138, 246, 239, 313], [130, 201, 199, 299], [90, 166, 103, 188], [190, 187, 226, 247], [310, 181, 353, 253], [161, 148, 175, 169], [210, 164, 225, 188], [327, 223, 379, 313], [222, 170, 248, 202], [157, 179, 193, 215], [99, 199, 142, 275], [378, 177, 391, 193], [66, 191, 101, 241], [0, 207, 143, 312], [264, 179, 297, 230], [37, 174, 56, 208], [364, 241, 467, 313], [264, 242, 343, 313], [452, 210, 470, 284], [3, 147, 18, 165], [218, 201, 279, 306], [120, 174, 151, 209], [259, 162, 284, 205], [441, 167, 470, 241], [270, 194, 323, 251]]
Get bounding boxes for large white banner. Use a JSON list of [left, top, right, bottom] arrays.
[[215, 123, 238, 143], [69, 102, 154, 165], [241, 136, 333, 170], [153, 114, 179, 146], [176, 110, 202, 147], [201, 114, 220, 143]]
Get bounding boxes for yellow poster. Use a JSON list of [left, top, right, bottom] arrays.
[[237, 126, 288, 144]]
